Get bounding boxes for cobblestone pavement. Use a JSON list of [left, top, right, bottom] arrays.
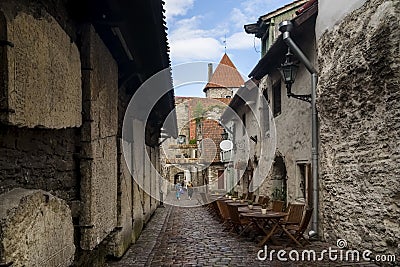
[[107, 196, 381, 267]]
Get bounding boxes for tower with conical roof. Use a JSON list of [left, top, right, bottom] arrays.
[[203, 53, 244, 98]]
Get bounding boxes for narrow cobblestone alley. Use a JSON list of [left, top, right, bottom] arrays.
[[106, 198, 379, 267]]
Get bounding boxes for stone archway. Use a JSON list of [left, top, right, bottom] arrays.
[[174, 172, 184, 185], [270, 152, 287, 203]]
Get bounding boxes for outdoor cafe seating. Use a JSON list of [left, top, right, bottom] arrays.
[[206, 192, 313, 248]]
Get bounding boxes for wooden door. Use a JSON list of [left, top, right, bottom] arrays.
[[218, 170, 224, 189]]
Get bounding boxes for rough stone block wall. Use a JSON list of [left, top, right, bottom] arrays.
[[0, 5, 81, 128], [205, 87, 233, 98], [131, 119, 145, 240], [107, 139, 133, 258], [0, 125, 80, 202], [143, 145, 152, 222], [79, 25, 118, 250], [317, 0, 400, 256], [175, 97, 190, 137], [0, 188, 75, 266]]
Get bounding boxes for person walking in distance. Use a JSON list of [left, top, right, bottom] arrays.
[[187, 181, 194, 200], [175, 181, 182, 200]]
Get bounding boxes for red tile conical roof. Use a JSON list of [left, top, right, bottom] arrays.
[[204, 53, 244, 92]]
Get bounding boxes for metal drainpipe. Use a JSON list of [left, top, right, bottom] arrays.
[[279, 20, 319, 237]]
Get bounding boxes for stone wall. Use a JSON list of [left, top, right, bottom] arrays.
[[0, 1, 167, 265], [0, 188, 75, 266], [79, 25, 118, 250], [0, 5, 81, 128], [0, 125, 80, 202], [205, 87, 233, 99], [107, 139, 133, 258], [317, 0, 400, 256]]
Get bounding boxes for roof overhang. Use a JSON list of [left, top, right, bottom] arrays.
[[244, 0, 309, 40], [67, 0, 178, 142], [248, 2, 318, 80]]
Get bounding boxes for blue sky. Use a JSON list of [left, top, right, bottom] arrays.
[[164, 0, 294, 97]]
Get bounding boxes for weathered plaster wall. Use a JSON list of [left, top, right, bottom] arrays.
[[317, 0, 400, 256], [79, 25, 118, 250], [207, 164, 224, 190], [0, 6, 81, 128], [0, 188, 75, 267], [257, 31, 315, 204]]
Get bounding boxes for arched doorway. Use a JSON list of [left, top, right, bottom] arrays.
[[174, 172, 184, 185], [271, 153, 287, 203]]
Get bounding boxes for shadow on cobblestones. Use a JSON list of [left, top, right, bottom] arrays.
[[107, 205, 380, 267]]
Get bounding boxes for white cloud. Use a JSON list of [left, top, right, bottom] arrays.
[[166, 0, 288, 64], [170, 37, 223, 62], [226, 31, 257, 50], [229, 8, 248, 29], [229, 0, 291, 30], [168, 15, 224, 62], [164, 0, 195, 20]]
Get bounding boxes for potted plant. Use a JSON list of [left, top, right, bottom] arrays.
[[261, 203, 268, 214], [248, 200, 254, 209], [231, 192, 236, 201], [240, 196, 245, 203]]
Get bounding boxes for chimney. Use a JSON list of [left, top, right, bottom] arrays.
[[208, 63, 213, 82]]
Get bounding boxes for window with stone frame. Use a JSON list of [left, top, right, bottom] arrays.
[[262, 89, 270, 133], [241, 113, 246, 135], [296, 161, 312, 205], [272, 81, 281, 117]]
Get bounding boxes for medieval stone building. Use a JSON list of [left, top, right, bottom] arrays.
[[244, 0, 315, 206], [234, 0, 399, 258], [0, 0, 176, 266], [203, 53, 245, 99], [163, 54, 244, 193]]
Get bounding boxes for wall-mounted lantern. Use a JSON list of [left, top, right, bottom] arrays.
[[279, 46, 311, 103], [279, 47, 299, 94]]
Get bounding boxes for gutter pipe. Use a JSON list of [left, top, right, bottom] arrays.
[[279, 20, 319, 237]]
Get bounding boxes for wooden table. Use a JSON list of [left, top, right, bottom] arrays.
[[226, 201, 249, 207], [240, 211, 287, 246], [237, 205, 263, 213]]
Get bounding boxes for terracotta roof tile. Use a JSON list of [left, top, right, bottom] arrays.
[[204, 53, 244, 91]]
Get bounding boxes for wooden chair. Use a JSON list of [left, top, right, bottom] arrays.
[[283, 203, 305, 225], [280, 208, 313, 247], [216, 200, 232, 229], [226, 204, 251, 235], [271, 200, 285, 212]]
